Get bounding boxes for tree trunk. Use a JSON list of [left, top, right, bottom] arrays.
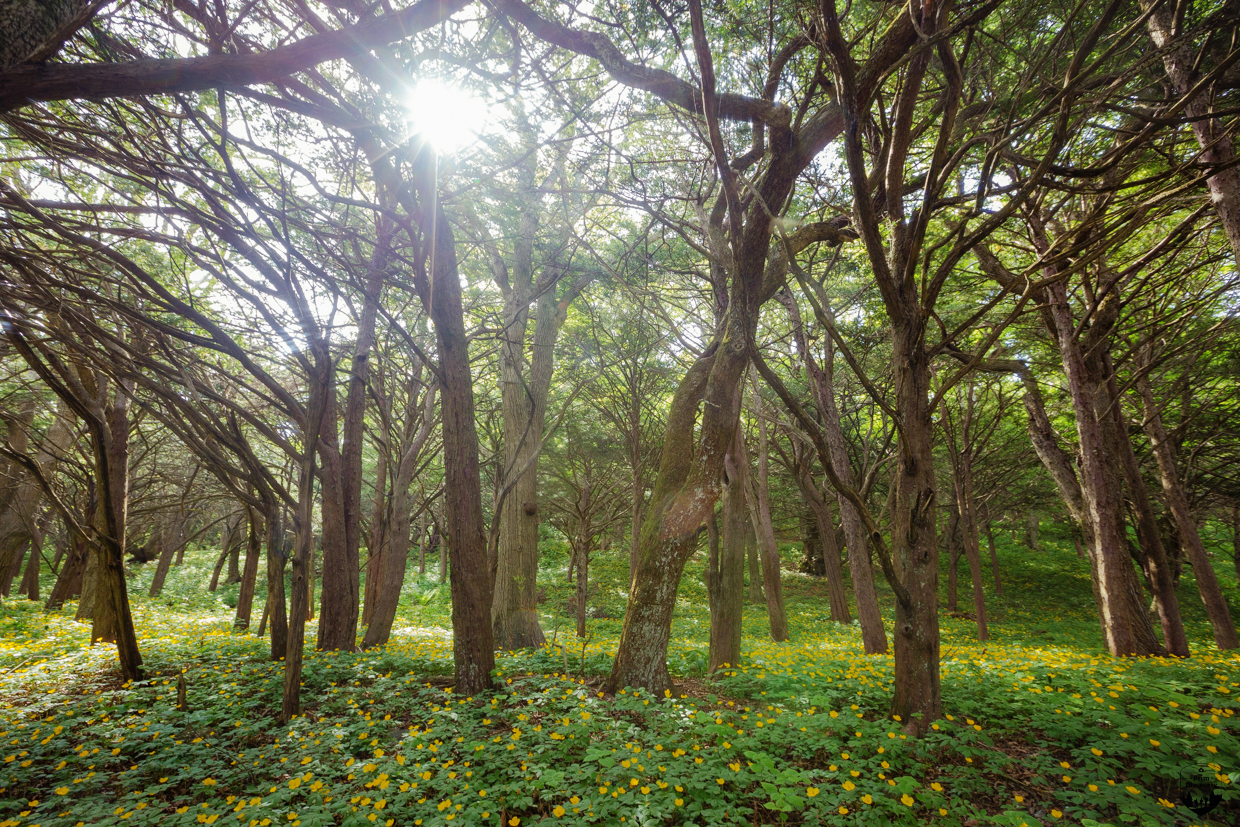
[[630, 465, 642, 593], [0, 402, 72, 581], [87, 383, 142, 679], [946, 507, 960, 614], [779, 287, 887, 653], [1044, 275, 1163, 656], [362, 380, 435, 650], [207, 542, 229, 592], [1140, 0, 1240, 266], [745, 519, 763, 604], [361, 445, 388, 628], [1137, 362, 1238, 650], [980, 503, 1002, 596], [1, 543, 25, 596], [265, 503, 288, 662], [607, 323, 749, 695], [1106, 396, 1189, 657], [437, 526, 447, 584], [47, 508, 89, 611], [417, 512, 427, 577], [316, 368, 356, 649], [943, 396, 988, 641], [19, 537, 39, 601], [148, 517, 180, 598], [748, 383, 789, 642], [575, 540, 589, 639], [421, 196, 495, 694], [492, 276, 569, 650], [1024, 512, 1039, 551], [709, 421, 746, 673], [800, 507, 825, 576], [340, 225, 391, 638], [797, 472, 851, 623], [282, 447, 316, 723], [225, 527, 242, 585], [816, 499, 851, 623], [886, 321, 943, 734], [234, 506, 262, 631]]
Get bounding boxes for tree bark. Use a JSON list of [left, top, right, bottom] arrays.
[[19, 534, 40, 601], [1044, 275, 1164, 656], [1, 543, 25, 597], [0, 0, 473, 113], [316, 362, 357, 650], [1140, 0, 1240, 265], [265, 503, 289, 662], [942, 389, 988, 641], [421, 194, 495, 694], [1105, 394, 1189, 657], [886, 320, 943, 732], [1136, 360, 1238, 650], [796, 470, 851, 623], [234, 506, 263, 631], [748, 382, 789, 642], [147, 513, 184, 598], [777, 286, 887, 652], [745, 519, 763, 604], [946, 506, 960, 614], [709, 419, 746, 673], [362, 379, 436, 650], [361, 445, 388, 629], [980, 502, 1002, 596], [282, 438, 317, 723]]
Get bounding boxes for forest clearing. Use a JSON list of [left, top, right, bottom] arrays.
[[2, 0, 1240, 825]]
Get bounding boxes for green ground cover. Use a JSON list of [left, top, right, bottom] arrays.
[[0, 528, 1236, 827]]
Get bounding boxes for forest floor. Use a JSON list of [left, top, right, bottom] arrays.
[[0, 526, 1237, 827]]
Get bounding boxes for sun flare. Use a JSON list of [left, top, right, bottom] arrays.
[[406, 78, 488, 153]]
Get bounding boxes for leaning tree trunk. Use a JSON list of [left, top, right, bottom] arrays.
[[1137, 362, 1238, 650], [607, 319, 750, 695], [85, 384, 142, 680], [1104, 390, 1188, 658], [148, 515, 181, 598], [797, 472, 851, 623], [779, 285, 886, 652], [1141, 0, 1240, 265]]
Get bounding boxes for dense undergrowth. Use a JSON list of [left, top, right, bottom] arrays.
[[0, 526, 1237, 827]]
